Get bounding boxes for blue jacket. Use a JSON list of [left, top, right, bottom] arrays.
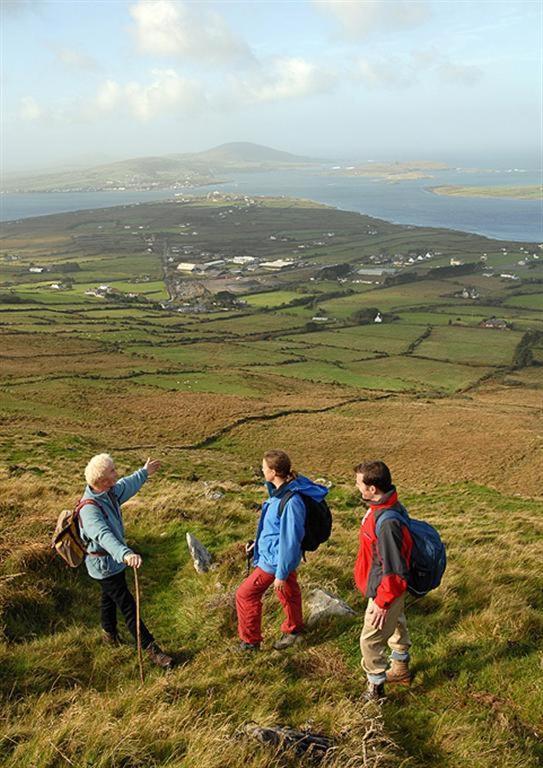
[[78, 468, 148, 580], [253, 475, 329, 580]]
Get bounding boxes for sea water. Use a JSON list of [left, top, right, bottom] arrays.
[[1, 165, 541, 242]]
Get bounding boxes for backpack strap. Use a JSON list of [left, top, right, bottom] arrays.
[[277, 490, 308, 562], [374, 505, 409, 537], [74, 499, 109, 557], [74, 498, 104, 520], [277, 489, 297, 517]]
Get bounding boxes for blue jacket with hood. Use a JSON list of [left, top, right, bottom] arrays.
[[78, 468, 148, 580], [253, 475, 329, 580]]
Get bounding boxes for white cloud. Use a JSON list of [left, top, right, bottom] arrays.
[[129, 0, 254, 66], [351, 50, 483, 90], [19, 96, 43, 121], [54, 46, 99, 71], [95, 80, 121, 112], [229, 57, 337, 105], [93, 69, 204, 121], [352, 57, 414, 89], [315, 0, 430, 40]]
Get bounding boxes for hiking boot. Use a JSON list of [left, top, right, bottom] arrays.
[[363, 682, 385, 702], [145, 642, 173, 669], [234, 640, 261, 653], [385, 659, 412, 685], [101, 629, 123, 647], [273, 631, 303, 650]]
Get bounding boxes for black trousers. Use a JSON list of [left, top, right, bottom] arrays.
[[99, 570, 154, 649]]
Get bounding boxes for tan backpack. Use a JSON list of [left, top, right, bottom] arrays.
[[51, 499, 103, 567]]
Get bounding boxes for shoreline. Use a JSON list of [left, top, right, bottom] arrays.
[[1, 192, 539, 246]]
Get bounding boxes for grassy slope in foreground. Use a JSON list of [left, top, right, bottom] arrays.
[[0, 468, 542, 768], [430, 185, 542, 200]]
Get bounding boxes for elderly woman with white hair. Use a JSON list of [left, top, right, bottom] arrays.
[[79, 453, 173, 669]]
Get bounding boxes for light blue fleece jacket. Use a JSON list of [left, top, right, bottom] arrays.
[[78, 468, 148, 580], [253, 475, 329, 580]]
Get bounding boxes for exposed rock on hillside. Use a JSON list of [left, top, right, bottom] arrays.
[[237, 722, 334, 759], [186, 533, 213, 573], [306, 588, 356, 627]]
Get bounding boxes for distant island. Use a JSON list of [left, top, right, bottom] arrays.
[[430, 185, 542, 200], [328, 161, 449, 182], [2, 142, 321, 194]]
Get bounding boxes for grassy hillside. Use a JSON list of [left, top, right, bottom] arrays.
[[0, 198, 542, 766]]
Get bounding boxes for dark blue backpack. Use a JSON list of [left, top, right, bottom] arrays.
[[376, 505, 446, 597], [278, 491, 332, 553]]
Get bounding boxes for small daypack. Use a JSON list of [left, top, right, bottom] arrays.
[[51, 499, 104, 568], [375, 504, 446, 597], [278, 491, 332, 553]]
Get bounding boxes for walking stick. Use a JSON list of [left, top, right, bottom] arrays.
[[245, 540, 254, 577], [133, 566, 145, 684]]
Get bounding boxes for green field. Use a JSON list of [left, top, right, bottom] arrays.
[[127, 340, 300, 368], [503, 292, 543, 310], [415, 326, 523, 366], [281, 324, 426, 355], [242, 290, 309, 308]]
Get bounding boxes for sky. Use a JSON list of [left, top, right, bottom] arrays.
[[1, 0, 541, 174]]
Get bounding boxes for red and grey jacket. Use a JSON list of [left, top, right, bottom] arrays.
[[353, 488, 413, 609]]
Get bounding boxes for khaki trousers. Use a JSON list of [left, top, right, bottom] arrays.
[[360, 593, 411, 684]]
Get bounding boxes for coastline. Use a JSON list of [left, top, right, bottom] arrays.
[[1, 192, 539, 247], [2, 170, 542, 242]]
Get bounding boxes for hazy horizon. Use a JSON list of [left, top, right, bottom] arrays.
[[2, 1, 541, 176]]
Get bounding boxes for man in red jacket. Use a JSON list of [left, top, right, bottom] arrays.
[[353, 460, 413, 700]]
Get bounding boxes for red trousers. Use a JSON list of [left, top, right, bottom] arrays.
[[236, 567, 304, 645]]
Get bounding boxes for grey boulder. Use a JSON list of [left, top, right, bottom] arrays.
[[186, 532, 213, 573], [306, 588, 356, 627]]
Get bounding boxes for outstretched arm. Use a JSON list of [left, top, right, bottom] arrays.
[[113, 458, 161, 503]]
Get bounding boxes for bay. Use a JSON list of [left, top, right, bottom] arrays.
[[1, 166, 541, 242]]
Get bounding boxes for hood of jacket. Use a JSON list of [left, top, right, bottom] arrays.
[[266, 474, 329, 502]]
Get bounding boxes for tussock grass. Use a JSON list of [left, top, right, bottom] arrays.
[[1, 463, 542, 767]]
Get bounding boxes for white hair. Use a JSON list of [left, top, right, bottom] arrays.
[[85, 453, 114, 487]]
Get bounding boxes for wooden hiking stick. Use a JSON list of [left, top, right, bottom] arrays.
[[133, 566, 145, 684]]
